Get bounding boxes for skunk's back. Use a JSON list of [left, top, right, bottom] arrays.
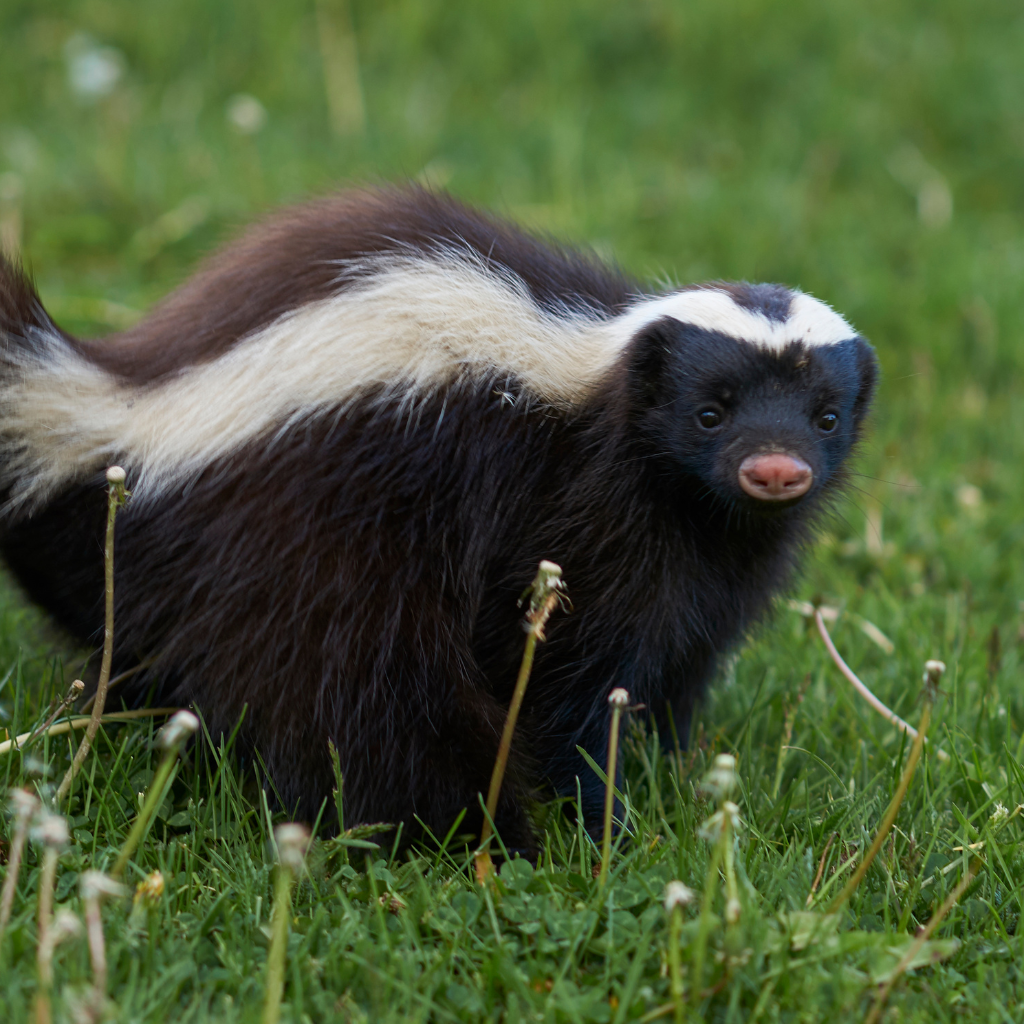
[[84, 186, 637, 383]]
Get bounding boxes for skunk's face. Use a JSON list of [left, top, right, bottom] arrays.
[[627, 312, 877, 513]]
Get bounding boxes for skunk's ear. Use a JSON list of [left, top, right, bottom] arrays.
[[624, 315, 684, 411], [850, 336, 878, 427]]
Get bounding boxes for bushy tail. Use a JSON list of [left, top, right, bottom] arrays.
[[0, 256, 117, 514], [0, 255, 68, 354]]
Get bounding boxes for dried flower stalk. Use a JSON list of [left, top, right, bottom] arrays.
[[112, 710, 199, 879], [598, 687, 630, 886], [56, 467, 129, 804], [263, 823, 310, 1024], [815, 609, 949, 763], [827, 661, 944, 913], [0, 788, 40, 938], [476, 561, 565, 881]]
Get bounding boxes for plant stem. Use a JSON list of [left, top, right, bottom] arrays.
[[771, 674, 809, 800], [722, 811, 740, 925], [864, 857, 982, 1024], [476, 561, 563, 880], [262, 860, 295, 1024], [0, 709, 180, 758], [111, 752, 178, 880], [806, 833, 837, 907], [827, 699, 931, 914], [815, 610, 948, 763], [24, 680, 84, 750], [0, 792, 38, 938], [599, 695, 627, 887], [262, 824, 308, 1024], [668, 904, 685, 1024], [479, 628, 538, 853], [56, 468, 127, 805], [33, 847, 57, 1024], [84, 890, 106, 998], [691, 841, 722, 1006]]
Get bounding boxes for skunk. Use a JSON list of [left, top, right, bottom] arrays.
[[0, 186, 876, 844]]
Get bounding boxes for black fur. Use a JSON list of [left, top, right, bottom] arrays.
[[0, 189, 876, 845]]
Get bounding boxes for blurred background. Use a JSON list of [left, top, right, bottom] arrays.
[[1, 0, 1023, 670]]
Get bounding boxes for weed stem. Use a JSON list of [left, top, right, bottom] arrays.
[[815, 610, 949, 763], [263, 824, 310, 1024], [664, 883, 694, 1024], [81, 871, 126, 1010], [34, 847, 57, 1024], [32, 814, 68, 1024], [599, 687, 629, 886], [0, 709, 180, 758], [476, 561, 564, 880], [864, 857, 982, 1024], [56, 467, 128, 805], [112, 710, 198, 879], [0, 789, 39, 939], [827, 663, 944, 913]]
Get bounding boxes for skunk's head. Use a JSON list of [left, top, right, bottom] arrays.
[[623, 283, 877, 514]]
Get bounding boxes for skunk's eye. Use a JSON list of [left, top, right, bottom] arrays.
[[817, 412, 838, 432], [698, 409, 722, 429]]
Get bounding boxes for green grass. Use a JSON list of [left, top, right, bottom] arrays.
[[3, 0, 1024, 1019]]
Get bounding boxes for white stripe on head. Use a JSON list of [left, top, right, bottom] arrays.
[[611, 288, 856, 350]]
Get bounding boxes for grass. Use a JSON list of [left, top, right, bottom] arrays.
[[2, 0, 1024, 1019]]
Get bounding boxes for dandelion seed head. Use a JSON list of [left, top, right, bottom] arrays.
[[275, 822, 311, 872], [80, 871, 127, 901], [157, 709, 200, 750], [226, 94, 267, 134], [700, 754, 738, 802], [9, 788, 40, 820], [50, 909, 83, 944], [65, 35, 125, 100], [990, 803, 1009, 825], [31, 812, 68, 849], [664, 881, 696, 910]]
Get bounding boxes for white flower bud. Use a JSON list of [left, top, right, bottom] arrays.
[[923, 660, 946, 684], [698, 801, 742, 843], [105, 466, 126, 485], [50, 909, 83, 944], [608, 688, 630, 708], [9, 788, 40, 821], [80, 871, 127, 901], [275, 822, 311, 873], [31, 812, 69, 849], [700, 754, 739, 802], [134, 870, 165, 905], [157, 709, 200, 750], [664, 881, 696, 911]]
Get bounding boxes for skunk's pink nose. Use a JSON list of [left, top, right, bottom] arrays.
[[738, 453, 813, 502]]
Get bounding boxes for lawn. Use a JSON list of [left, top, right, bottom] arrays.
[[2, 0, 1024, 1020]]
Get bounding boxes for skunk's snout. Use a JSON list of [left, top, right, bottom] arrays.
[[738, 453, 813, 502]]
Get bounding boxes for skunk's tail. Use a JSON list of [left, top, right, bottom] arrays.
[[0, 255, 64, 351], [0, 256, 117, 515]]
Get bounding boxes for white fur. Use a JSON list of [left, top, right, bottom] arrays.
[[613, 289, 854, 349], [1, 254, 857, 505]]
